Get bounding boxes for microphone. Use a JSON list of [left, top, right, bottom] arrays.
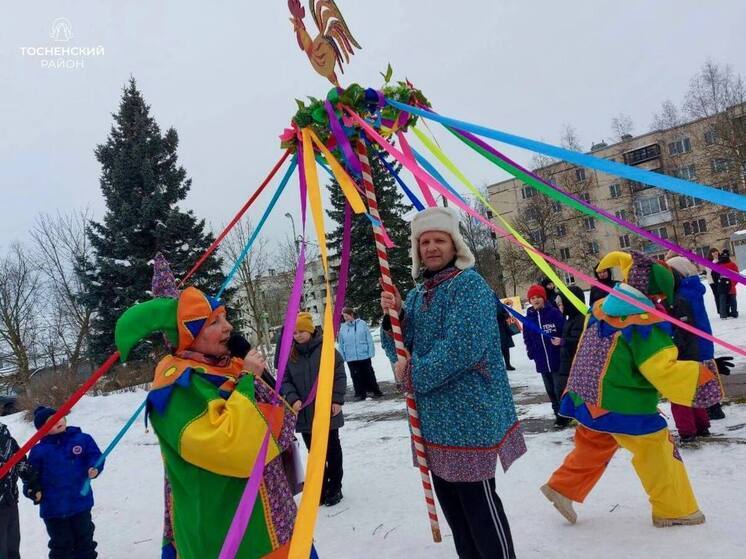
[[227, 333, 252, 359]]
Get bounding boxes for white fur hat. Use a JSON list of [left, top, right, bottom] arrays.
[[410, 207, 475, 279], [666, 256, 699, 278]]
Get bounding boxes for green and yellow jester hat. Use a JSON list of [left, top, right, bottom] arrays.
[[596, 250, 675, 303], [115, 286, 225, 362]]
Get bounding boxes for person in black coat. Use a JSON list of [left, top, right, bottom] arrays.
[[0, 423, 39, 559], [280, 313, 347, 506], [588, 265, 617, 307], [540, 277, 560, 307], [556, 285, 587, 428], [496, 300, 516, 371]]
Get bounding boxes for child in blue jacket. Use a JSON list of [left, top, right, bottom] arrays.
[[523, 284, 566, 427], [25, 406, 103, 559]]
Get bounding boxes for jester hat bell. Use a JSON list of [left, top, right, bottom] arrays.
[[596, 251, 674, 303], [115, 286, 225, 361]]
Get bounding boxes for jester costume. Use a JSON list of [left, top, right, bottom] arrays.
[[541, 251, 722, 526], [115, 287, 297, 559]]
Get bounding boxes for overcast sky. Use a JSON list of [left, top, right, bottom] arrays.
[[3, 1, 746, 256]]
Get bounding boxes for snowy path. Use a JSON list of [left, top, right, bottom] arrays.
[[11, 281, 746, 557]]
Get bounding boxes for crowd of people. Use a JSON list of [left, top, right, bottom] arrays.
[[0, 207, 739, 558]]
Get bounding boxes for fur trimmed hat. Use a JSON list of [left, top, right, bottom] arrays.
[[666, 256, 699, 278], [410, 207, 475, 279]]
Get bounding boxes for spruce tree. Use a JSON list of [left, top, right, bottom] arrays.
[[84, 78, 226, 359], [326, 147, 414, 324]]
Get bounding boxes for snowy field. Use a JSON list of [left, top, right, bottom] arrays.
[[10, 279, 746, 557]]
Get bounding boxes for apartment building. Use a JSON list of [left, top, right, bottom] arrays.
[[488, 106, 746, 297]]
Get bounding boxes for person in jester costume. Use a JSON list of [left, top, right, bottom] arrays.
[[540, 251, 723, 528], [114, 284, 298, 559]]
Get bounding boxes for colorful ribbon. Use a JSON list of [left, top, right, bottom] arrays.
[[397, 131, 438, 207], [447, 126, 746, 287], [80, 399, 146, 496], [370, 145, 425, 211], [386, 99, 746, 212], [345, 106, 746, 359], [217, 156, 299, 298], [324, 100, 362, 177], [408, 126, 587, 313]]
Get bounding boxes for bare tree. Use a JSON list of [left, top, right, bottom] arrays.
[[461, 194, 506, 296], [0, 244, 42, 397], [30, 210, 93, 372], [498, 239, 532, 297], [560, 124, 583, 152], [611, 113, 635, 140], [651, 100, 683, 130]]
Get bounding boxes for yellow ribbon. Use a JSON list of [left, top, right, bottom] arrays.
[[411, 126, 588, 313], [306, 128, 366, 215], [288, 131, 352, 558]]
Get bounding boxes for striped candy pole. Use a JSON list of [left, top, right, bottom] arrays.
[[355, 139, 442, 543]]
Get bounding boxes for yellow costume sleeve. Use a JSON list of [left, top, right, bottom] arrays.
[[632, 328, 715, 406]]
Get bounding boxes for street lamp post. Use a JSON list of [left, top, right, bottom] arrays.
[[284, 212, 299, 257]]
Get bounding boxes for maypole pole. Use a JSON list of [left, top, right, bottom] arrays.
[[354, 139, 442, 542]]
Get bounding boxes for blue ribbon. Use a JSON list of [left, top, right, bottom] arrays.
[[80, 399, 146, 496], [217, 156, 298, 298], [370, 148, 425, 211], [499, 299, 556, 340], [386, 99, 746, 212]]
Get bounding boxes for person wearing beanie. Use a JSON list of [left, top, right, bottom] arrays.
[[338, 307, 382, 401], [716, 248, 739, 319], [25, 407, 103, 559], [280, 313, 347, 506], [588, 262, 618, 307], [541, 251, 722, 528], [540, 277, 560, 307], [0, 420, 38, 559], [380, 206, 525, 559], [523, 284, 566, 427], [114, 286, 300, 558]]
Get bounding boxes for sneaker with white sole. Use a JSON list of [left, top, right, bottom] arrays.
[[652, 510, 705, 528], [540, 484, 577, 524]]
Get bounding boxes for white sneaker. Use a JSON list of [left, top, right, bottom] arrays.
[[540, 484, 577, 524], [652, 510, 705, 528]]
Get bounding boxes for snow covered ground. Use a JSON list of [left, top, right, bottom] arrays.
[[10, 279, 746, 557]]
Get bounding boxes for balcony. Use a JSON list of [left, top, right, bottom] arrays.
[[637, 210, 672, 228], [623, 144, 661, 166]]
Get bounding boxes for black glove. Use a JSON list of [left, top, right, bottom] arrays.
[[715, 356, 734, 376]]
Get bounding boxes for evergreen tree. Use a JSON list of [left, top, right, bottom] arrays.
[[326, 147, 414, 324], [83, 78, 226, 359]]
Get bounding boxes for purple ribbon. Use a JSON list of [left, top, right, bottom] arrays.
[[451, 126, 746, 287], [325, 100, 362, 177], [219, 143, 310, 558], [332, 201, 353, 335]]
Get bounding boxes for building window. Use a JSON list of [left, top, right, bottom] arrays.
[[721, 212, 740, 227], [679, 195, 702, 209], [615, 209, 629, 221], [583, 217, 596, 231], [521, 186, 537, 199], [673, 164, 696, 180], [579, 192, 591, 203], [704, 128, 718, 146], [619, 234, 631, 249], [529, 230, 545, 244], [649, 226, 668, 239], [623, 144, 661, 165], [635, 195, 668, 217], [556, 224, 567, 237], [683, 219, 707, 236], [559, 247, 571, 259], [525, 207, 538, 221], [575, 168, 586, 182], [695, 247, 711, 258], [609, 183, 622, 198], [668, 137, 691, 155], [563, 272, 576, 285], [551, 200, 562, 212], [721, 184, 738, 193], [587, 241, 600, 255], [711, 158, 730, 173]]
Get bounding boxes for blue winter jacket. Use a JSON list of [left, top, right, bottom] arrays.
[[523, 305, 565, 374], [337, 318, 375, 362], [381, 268, 525, 481], [26, 426, 103, 519]]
